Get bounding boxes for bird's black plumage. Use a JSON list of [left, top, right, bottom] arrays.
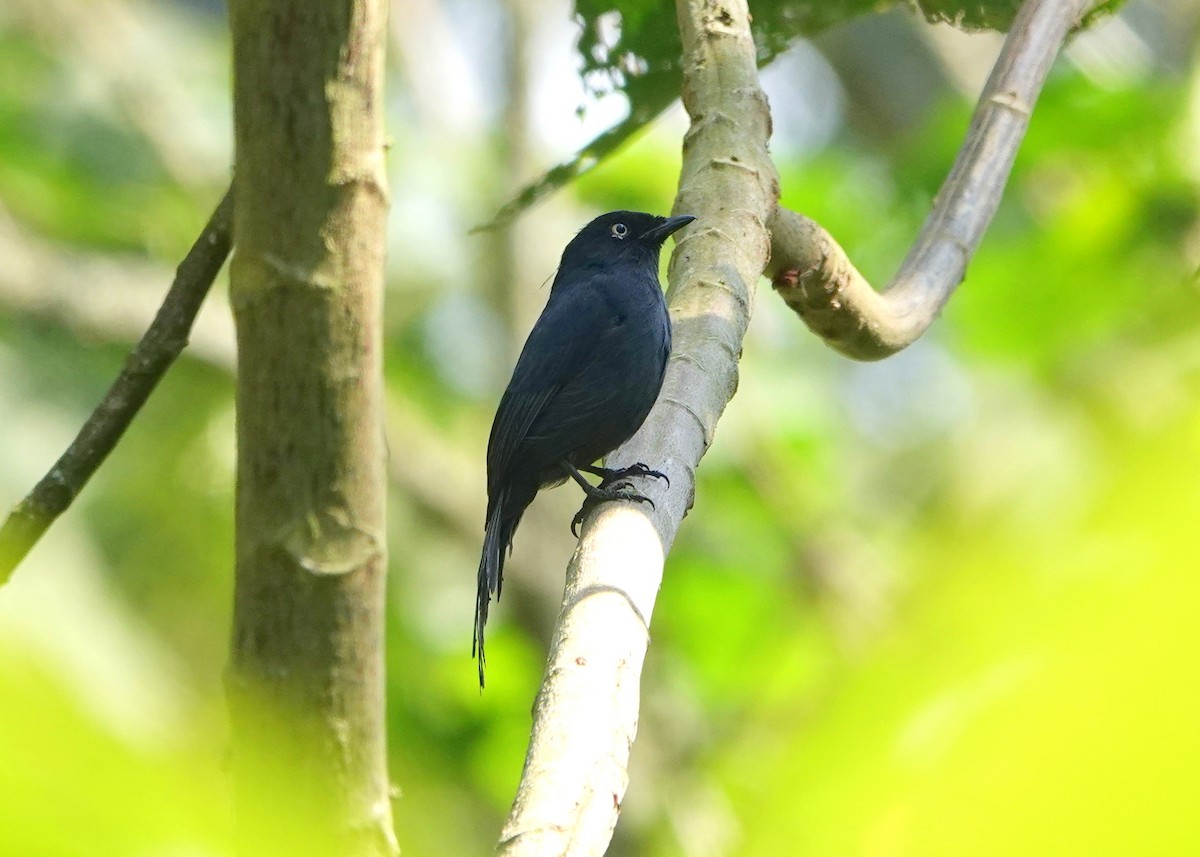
[[473, 210, 694, 687]]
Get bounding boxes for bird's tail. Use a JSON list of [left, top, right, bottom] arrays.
[[474, 500, 508, 688]]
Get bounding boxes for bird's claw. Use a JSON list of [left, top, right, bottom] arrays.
[[614, 463, 670, 489], [570, 482, 656, 537], [591, 462, 670, 489]]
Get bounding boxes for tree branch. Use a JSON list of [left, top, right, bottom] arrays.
[[0, 237, 573, 631], [767, 0, 1092, 360], [495, 0, 779, 851], [0, 186, 233, 585]]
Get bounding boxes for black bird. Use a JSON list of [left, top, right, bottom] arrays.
[[473, 210, 695, 687]]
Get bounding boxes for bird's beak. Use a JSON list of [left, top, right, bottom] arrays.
[[641, 214, 696, 243]]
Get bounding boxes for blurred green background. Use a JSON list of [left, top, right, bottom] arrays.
[[1, 0, 1198, 854]]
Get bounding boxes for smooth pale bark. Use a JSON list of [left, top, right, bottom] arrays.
[[225, 2, 396, 855], [496, 0, 779, 852], [768, 0, 1092, 359], [497, 0, 1090, 852]]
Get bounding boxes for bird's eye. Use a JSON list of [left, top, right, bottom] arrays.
[[610, 223, 629, 239]]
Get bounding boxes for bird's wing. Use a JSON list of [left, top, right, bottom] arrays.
[[486, 280, 617, 491], [486, 383, 558, 497]]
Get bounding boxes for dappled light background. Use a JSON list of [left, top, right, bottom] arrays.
[[1, 0, 1198, 854]]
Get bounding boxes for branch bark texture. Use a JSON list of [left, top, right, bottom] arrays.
[[496, 0, 779, 853], [768, 0, 1091, 360], [225, 2, 395, 855], [0, 188, 232, 585]]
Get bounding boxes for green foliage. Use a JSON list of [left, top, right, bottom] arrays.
[[491, 0, 1121, 226], [912, 0, 1023, 30], [0, 653, 232, 856], [487, 0, 886, 227]]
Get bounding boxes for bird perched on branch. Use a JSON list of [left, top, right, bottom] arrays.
[[473, 209, 695, 687]]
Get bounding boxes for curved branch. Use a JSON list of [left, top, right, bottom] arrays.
[[768, 0, 1092, 361], [495, 0, 780, 852], [0, 186, 233, 585]]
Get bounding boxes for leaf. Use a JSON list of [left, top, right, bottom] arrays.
[[487, 0, 1115, 227], [482, 0, 885, 229]]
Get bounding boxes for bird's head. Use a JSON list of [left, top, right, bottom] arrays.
[[559, 210, 696, 270]]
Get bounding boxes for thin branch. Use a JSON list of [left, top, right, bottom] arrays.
[[495, 0, 780, 851], [0, 186, 233, 585], [0, 245, 575, 625], [767, 0, 1092, 361]]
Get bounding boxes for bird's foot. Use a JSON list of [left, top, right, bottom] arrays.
[[583, 462, 670, 489], [571, 481, 655, 537]]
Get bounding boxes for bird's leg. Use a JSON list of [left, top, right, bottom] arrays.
[[562, 461, 657, 537], [581, 462, 670, 489]]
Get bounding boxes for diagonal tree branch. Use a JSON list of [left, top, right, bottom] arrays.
[[0, 241, 576, 626], [768, 0, 1092, 360], [495, 0, 780, 852], [497, 0, 1097, 851], [0, 185, 233, 585]]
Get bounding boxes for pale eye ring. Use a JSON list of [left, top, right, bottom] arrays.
[[610, 222, 629, 239]]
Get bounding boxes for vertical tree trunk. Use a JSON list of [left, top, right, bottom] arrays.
[[225, 2, 395, 855]]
